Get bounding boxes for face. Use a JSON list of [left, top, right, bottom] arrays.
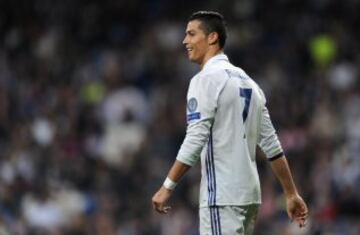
[[183, 20, 210, 64]]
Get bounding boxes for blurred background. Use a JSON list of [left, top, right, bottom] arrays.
[[0, 0, 359, 234]]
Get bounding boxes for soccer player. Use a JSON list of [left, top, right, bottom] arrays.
[[152, 11, 308, 235]]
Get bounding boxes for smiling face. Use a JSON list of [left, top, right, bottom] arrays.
[[183, 20, 213, 66]]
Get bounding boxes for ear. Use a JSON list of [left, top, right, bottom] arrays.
[[207, 32, 219, 46]]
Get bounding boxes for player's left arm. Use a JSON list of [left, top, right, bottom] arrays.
[[270, 155, 309, 228], [152, 160, 191, 214], [257, 95, 308, 227]]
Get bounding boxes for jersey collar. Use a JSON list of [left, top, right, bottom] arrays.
[[202, 53, 229, 70]]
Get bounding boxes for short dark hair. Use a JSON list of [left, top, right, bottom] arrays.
[[189, 11, 227, 49]]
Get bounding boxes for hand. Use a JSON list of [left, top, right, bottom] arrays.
[[152, 186, 173, 214], [286, 193, 308, 228]]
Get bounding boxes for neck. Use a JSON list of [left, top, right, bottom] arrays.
[[200, 48, 223, 69]]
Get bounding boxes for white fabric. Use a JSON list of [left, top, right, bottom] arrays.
[[176, 54, 283, 207], [163, 177, 177, 190], [199, 205, 259, 235]]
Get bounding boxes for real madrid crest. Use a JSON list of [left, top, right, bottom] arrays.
[[187, 97, 198, 112]]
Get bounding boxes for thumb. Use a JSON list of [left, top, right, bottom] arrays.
[[288, 212, 293, 222], [287, 207, 295, 222]]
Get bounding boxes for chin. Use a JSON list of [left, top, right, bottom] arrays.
[[188, 56, 200, 64]]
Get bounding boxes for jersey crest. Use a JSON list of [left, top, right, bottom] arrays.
[[187, 97, 198, 112]]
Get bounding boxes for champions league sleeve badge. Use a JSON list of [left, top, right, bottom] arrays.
[[187, 97, 198, 113]]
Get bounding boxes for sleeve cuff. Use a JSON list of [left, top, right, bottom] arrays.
[[176, 155, 198, 167], [268, 152, 284, 161]]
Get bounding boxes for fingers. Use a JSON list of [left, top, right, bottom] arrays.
[[290, 215, 307, 228], [152, 187, 173, 214], [295, 216, 307, 228], [152, 196, 171, 214], [292, 209, 308, 228], [159, 206, 172, 214], [153, 201, 171, 214]]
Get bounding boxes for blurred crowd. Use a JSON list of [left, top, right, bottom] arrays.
[[0, 0, 359, 234]]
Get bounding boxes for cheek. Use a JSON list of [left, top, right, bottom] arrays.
[[193, 41, 203, 50], [196, 42, 207, 53]]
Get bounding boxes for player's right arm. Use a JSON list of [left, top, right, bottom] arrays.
[[152, 160, 191, 214], [176, 74, 217, 166], [152, 71, 228, 214]]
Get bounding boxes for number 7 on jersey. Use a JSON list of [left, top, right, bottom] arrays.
[[239, 88, 252, 122]]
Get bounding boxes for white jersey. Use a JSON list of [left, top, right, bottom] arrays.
[[176, 54, 283, 208]]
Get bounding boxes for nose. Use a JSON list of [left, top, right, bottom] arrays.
[[182, 35, 188, 45]]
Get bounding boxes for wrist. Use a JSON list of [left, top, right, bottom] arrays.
[[163, 177, 177, 191], [285, 191, 299, 198]]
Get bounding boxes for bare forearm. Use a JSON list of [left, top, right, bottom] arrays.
[[270, 155, 298, 196], [152, 160, 191, 214], [167, 160, 192, 183]]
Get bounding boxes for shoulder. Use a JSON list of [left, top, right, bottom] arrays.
[[197, 67, 230, 85], [227, 66, 267, 104], [187, 69, 228, 98]]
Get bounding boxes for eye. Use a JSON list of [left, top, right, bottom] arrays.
[[186, 30, 195, 37]]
